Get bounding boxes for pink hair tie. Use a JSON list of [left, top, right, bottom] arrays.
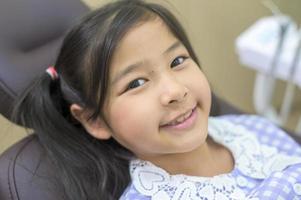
[[46, 66, 59, 80]]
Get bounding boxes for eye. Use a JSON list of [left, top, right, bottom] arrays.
[[170, 56, 188, 68], [126, 78, 147, 91]]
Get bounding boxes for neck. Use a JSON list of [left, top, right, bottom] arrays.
[[139, 137, 233, 177]]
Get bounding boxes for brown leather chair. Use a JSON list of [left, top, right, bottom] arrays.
[[0, 1, 300, 199]]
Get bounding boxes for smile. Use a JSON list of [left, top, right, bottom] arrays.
[[161, 106, 198, 130]]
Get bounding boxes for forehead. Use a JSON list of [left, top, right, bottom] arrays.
[[109, 18, 178, 74], [117, 18, 175, 51]]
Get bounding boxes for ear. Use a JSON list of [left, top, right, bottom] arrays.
[[70, 104, 112, 140]]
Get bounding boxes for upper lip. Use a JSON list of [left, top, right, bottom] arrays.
[[160, 105, 196, 126]]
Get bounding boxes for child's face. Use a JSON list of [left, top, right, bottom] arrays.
[[104, 18, 211, 160]]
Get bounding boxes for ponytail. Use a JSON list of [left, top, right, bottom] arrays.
[[13, 72, 131, 200]]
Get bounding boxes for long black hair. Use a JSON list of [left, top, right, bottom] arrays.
[[13, 0, 201, 199]]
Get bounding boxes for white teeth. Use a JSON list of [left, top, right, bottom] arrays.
[[176, 116, 184, 123], [184, 111, 192, 119], [167, 110, 192, 126]]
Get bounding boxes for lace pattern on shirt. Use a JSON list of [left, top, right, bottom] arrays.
[[129, 117, 301, 200]]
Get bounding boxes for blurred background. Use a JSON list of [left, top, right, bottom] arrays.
[[1, 0, 301, 154]]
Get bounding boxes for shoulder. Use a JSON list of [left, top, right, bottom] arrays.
[[247, 163, 301, 199], [209, 114, 301, 180], [211, 114, 301, 157]]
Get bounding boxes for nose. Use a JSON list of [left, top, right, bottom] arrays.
[[160, 75, 188, 106]]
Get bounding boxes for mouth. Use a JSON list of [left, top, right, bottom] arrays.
[[160, 106, 198, 130]]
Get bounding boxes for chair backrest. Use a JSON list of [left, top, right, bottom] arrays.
[[0, 1, 88, 199], [0, 0, 89, 121]]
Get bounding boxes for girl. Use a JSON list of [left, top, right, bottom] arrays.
[[14, 0, 301, 199]]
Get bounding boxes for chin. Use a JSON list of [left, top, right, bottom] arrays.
[[177, 134, 207, 153]]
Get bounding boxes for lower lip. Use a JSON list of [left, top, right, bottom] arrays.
[[161, 107, 198, 130]]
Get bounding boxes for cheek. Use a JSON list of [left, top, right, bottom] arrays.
[[109, 102, 138, 132], [105, 96, 159, 154], [106, 96, 156, 136], [190, 68, 212, 111]]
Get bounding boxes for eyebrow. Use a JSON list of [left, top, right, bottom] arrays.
[[111, 41, 182, 85]]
